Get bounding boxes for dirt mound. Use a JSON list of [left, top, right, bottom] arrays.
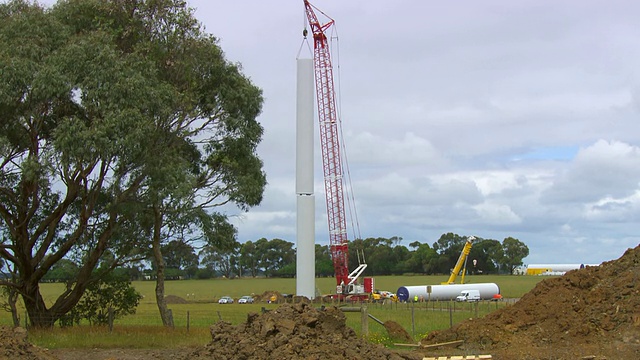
[[165, 295, 189, 304], [187, 302, 422, 360], [256, 290, 282, 303], [0, 326, 57, 360], [421, 245, 640, 359], [384, 320, 413, 343]]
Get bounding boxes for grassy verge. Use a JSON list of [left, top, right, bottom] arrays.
[[28, 325, 211, 349]]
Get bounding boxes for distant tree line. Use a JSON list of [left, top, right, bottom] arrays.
[[41, 233, 529, 282]]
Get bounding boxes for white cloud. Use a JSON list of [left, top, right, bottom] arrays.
[[186, 1, 640, 264], [472, 202, 522, 225], [583, 190, 640, 222], [347, 131, 448, 171], [37, 0, 640, 265], [543, 140, 640, 203]]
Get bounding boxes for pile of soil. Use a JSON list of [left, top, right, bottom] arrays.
[[255, 290, 283, 303], [384, 320, 413, 343], [187, 302, 422, 360], [164, 295, 189, 304], [421, 245, 640, 359], [0, 326, 56, 360]]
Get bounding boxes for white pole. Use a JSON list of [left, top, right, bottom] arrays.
[[296, 58, 315, 299]]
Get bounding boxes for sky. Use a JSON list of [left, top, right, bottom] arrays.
[[39, 0, 640, 265]]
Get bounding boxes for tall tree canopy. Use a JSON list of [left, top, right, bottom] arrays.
[[0, 0, 265, 327], [500, 237, 529, 274]]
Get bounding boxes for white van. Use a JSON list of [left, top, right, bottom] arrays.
[[455, 289, 481, 302]]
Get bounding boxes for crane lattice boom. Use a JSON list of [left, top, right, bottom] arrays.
[[303, 0, 349, 287]]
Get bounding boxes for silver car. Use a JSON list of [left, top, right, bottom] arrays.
[[238, 295, 254, 304], [218, 296, 234, 304]]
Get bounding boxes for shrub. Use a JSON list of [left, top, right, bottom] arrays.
[[59, 272, 143, 327]]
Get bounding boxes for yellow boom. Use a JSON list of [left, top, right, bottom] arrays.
[[442, 236, 475, 284]]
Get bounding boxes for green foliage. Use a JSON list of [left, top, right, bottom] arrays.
[[432, 233, 467, 273], [202, 233, 530, 279], [195, 267, 215, 279], [59, 272, 143, 327], [161, 240, 199, 273], [239, 241, 259, 277], [163, 268, 185, 280], [0, 0, 265, 327], [257, 238, 296, 277], [275, 263, 296, 278], [41, 259, 79, 283], [200, 239, 240, 278], [500, 237, 530, 274], [468, 239, 502, 274], [315, 244, 334, 277]]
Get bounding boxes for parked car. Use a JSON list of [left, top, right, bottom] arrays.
[[218, 296, 234, 304], [238, 295, 254, 304]]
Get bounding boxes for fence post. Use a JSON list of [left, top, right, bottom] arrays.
[[187, 311, 190, 333], [168, 309, 174, 328], [108, 307, 114, 332], [449, 302, 453, 328], [360, 306, 368, 338], [411, 301, 415, 337]]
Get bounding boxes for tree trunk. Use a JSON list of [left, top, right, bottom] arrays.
[[152, 206, 174, 327], [22, 283, 56, 328], [8, 288, 20, 327], [17, 230, 116, 328]]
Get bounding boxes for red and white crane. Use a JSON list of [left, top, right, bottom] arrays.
[[303, 0, 372, 299]]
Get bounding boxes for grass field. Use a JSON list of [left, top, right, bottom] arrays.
[[3, 274, 551, 349]]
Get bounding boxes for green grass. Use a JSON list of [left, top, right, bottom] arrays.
[[2, 275, 551, 349], [27, 326, 212, 349]]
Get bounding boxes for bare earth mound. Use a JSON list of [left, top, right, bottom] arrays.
[[384, 320, 413, 343], [421, 245, 640, 360], [0, 326, 57, 360], [187, 302, 422, 360], [165, 295, 189, 304]]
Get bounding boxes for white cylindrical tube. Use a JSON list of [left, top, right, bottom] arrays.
[[396, 283, 501, 302], [296, 195, 315, 298], [296, 58, 314, 195], [296, 58, 316, 299]]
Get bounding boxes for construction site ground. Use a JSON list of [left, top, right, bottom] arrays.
[[2, 245, 639, 360]]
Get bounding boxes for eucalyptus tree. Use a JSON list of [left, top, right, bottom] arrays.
[[500, 237, 529, 274], [253, 238, 295, 277], [315, 244, 334, 277], [161, 240, 198, 277], [200, 232, 241, 279], [0, 0, 264, 327], [239, 240, 259, 277], [432, 233, 468, 274], [467, 239, 502, 274]]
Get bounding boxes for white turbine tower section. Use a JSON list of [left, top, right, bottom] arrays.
[[296, 58, 315, 299]]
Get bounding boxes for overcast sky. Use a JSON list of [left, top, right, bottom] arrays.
[[36, 0, 640, 265], [187, 0, 640, 266]]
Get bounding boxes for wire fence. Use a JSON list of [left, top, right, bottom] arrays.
[[15, 297, 518, 337]]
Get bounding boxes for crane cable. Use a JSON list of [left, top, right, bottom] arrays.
[[297, 9, 312, 59], [330, 25, 363, 243]]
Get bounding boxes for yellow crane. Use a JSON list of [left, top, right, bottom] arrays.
[[441, 236, 476, 285]]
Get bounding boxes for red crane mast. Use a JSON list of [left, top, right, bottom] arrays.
[[303, 0, 350, 289]]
